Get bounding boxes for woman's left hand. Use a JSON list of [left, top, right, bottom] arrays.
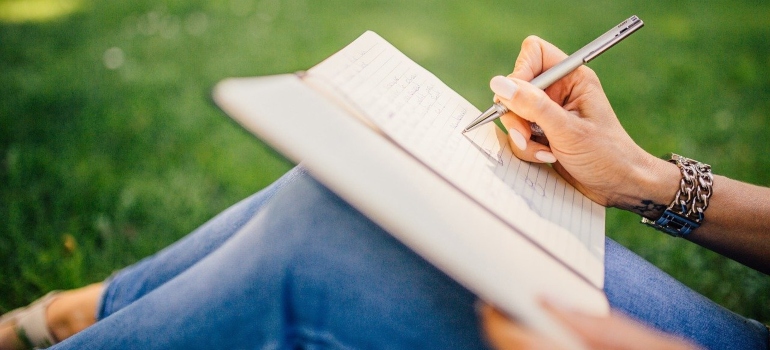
[[478, 300, 700, 350]]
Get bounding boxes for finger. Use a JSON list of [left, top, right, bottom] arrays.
[[499, 111, 557, 164], [510, 36, 569, 82], [540, 299, 699, 350], [478, 303, 561, 350], [490, 76, 577, 146]]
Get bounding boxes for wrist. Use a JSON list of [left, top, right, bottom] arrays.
[[611, 153, 681, 219]]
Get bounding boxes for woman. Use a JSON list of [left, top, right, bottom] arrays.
[[1, 36, 768, 349]]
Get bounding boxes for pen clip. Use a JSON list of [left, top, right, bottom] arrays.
[[583, 15, 644, 62]]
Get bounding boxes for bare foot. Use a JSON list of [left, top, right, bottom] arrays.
[[46, 283, 104, 342], [0, 323, 26, 350]]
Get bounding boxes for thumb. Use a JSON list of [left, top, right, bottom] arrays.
[[490, 75, 573, 136]]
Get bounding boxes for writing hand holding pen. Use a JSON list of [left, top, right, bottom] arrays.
[[463, 15, 643, 139]]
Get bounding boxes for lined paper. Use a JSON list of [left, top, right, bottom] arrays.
[[307, 31, 605, 286]]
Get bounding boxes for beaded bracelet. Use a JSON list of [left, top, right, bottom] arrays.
[[641, 154, 714, 237]]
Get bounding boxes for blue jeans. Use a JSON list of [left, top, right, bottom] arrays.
[[52, 167, 768, 349]]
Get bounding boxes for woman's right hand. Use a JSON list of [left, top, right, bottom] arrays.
[[491, 36, 679, 216]]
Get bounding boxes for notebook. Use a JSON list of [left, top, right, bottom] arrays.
[[214, 31, 608, 346]]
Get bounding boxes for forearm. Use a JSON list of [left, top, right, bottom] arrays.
[[687, 176, 770, 274], [616, 158, 770, 274]]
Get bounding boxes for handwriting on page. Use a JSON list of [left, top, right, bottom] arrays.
[[308, 32, 605, 278]]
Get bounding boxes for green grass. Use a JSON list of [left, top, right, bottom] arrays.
[[1, 0, 768, 325]]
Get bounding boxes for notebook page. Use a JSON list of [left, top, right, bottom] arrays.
[[307, 31, 605, 287]]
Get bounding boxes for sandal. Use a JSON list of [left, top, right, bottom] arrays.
[[0, 291, 60, 349]]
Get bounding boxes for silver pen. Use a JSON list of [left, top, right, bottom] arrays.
[[463, 15, 644, 135]]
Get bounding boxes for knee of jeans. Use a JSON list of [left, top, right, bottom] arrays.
[[264, 171, 375, 237]]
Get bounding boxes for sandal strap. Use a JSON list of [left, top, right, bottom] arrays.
[[2, 291, 59, 348]]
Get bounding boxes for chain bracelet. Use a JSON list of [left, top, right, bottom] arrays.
[[641, 154, 713, 237], [692, 161, 713, 220], [670, 154, 713, 222]]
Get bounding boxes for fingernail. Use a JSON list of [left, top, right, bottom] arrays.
[[535, 151, 556, 163], [508, 129, 527, 151], [541, 294, 571, 311], [490, 76, 518, 100], [540, 294, 584, 318]]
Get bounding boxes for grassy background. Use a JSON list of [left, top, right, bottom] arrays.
[[1, 0, 768, 324]]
